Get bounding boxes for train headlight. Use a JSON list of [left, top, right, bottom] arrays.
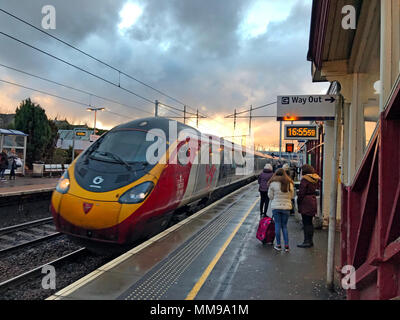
[[56, 171, 70, 194], [118, 181, 154, 204]]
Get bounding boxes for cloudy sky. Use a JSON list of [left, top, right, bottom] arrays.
[[0, 0, 328, 149]]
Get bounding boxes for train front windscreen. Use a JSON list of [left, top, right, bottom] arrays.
[[88, 130, 163, 164]]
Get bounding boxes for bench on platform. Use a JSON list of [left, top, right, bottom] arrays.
[[44, 164, 64, 177]]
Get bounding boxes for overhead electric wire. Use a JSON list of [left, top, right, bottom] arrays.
[[0, 62, 154, 116], [157, 101, 197, 116], [0, 78, 135, 120], [0, 8, 264, 131], [156, 103, 186, 118], [0, 8, 194, 110], [225, 101, 277, 118], [0, 30, 159, 104], [0, 8, 234, 127]]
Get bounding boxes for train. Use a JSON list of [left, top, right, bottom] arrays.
[[50, 117, 279, 246]]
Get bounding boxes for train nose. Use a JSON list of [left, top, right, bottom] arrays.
[[58, 194, 122, 231]]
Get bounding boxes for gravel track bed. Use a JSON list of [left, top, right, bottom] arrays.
[[0, 182, 254, 300], [0, 209, 52, 229], [0, 250, 116, 300], [0, 235, 81, 283]]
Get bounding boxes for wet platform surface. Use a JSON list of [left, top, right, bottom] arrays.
[[0, 177, 58, 197], [49, 182, 344, 300]]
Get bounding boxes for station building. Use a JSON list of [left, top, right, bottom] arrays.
[[308, 0, 400, 299]]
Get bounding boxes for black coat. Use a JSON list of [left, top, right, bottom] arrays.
[[0, 152, 8, 170]]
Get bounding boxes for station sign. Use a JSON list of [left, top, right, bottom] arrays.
[[284, 124, 319, 141], [285, 143, 294, 153], [75, 131, 87, 137], [277, 95, 337, 121]]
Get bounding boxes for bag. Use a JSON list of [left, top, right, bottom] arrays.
[[256, 217, 275, 244], [15, 158, 22, 168]]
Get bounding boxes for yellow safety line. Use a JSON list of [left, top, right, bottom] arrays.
[[185, 197, 259, 300]]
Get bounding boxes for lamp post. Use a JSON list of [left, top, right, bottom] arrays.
[[86, 107, 105, 134]]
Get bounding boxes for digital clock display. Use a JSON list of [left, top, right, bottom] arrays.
[[284, 125, 318, 140]]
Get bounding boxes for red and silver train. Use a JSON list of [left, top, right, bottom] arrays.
[[50, 117, 277, 245]]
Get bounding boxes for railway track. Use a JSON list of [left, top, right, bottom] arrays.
[[0, 180, 257, 299], [0, 217, 61, 255], [0, 248, 88, 293]]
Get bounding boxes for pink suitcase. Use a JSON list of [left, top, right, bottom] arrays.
[[256, 217, 275, 244]]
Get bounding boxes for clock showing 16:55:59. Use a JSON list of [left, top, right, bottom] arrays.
[[284, 125, 319, 140]]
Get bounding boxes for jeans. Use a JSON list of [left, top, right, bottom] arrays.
[[0, 168, 5, 179], [273, 209, 290, 246], [10, 166, 15, 179], [259, 191, 269, 215]]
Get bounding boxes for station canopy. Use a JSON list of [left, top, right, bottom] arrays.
[[0, 128, 28, 175], [0, 128, 28, 136]]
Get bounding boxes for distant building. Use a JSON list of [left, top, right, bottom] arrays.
[[53, 119, 71, 129], [56, 129, 93, 152]]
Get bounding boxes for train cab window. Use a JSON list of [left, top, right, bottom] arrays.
[[90, 130, 164, 164]]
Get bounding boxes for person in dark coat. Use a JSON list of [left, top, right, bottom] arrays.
[[258, 163, 274, 217], [0, 149, 9, 180], [8, 149, 17, 180], [297, 164, 321, 248]]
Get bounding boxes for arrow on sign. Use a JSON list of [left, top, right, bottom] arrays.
[[325, 97, 336, 103]]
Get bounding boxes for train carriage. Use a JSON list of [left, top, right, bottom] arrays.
[[50, 117, 275, 245]]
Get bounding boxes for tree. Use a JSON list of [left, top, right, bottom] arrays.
[[14, 98, 52, 167], [44, 119, 59, 163]]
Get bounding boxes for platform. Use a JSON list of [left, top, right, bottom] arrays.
[[0, 177, 58, 197], [48, 182, 343, 300]]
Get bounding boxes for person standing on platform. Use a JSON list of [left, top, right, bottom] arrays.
[[0, 149, 8, 181], [258, 163, 274, 218], [283, 163, 296, 215], [8, 149, 17, 180], [268, 168, 294, 252], [297, 164, 321, 248]]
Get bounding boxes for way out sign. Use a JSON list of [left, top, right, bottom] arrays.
[[277, 95, 337, 121]]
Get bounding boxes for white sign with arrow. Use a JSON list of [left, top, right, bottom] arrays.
[[277, 95, 337, 121]]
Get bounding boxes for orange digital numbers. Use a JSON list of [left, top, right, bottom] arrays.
[[285, 126, 317, 140]]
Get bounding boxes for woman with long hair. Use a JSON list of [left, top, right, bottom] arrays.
[[268, 168, 294, 252], [297, 164, 321, 248]]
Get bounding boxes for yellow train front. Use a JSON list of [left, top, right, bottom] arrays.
[[50, 118, 183, 245], [50, 117, 273, 246]]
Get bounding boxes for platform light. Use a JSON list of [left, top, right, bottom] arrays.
[[87, 107, 105, 134], [283, 115, 299, 121]]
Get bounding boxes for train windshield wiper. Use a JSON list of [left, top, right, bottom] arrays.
[[91, 151, 132, 171]]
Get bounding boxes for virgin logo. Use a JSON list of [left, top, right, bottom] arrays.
[[83, 202, 94, 214]]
